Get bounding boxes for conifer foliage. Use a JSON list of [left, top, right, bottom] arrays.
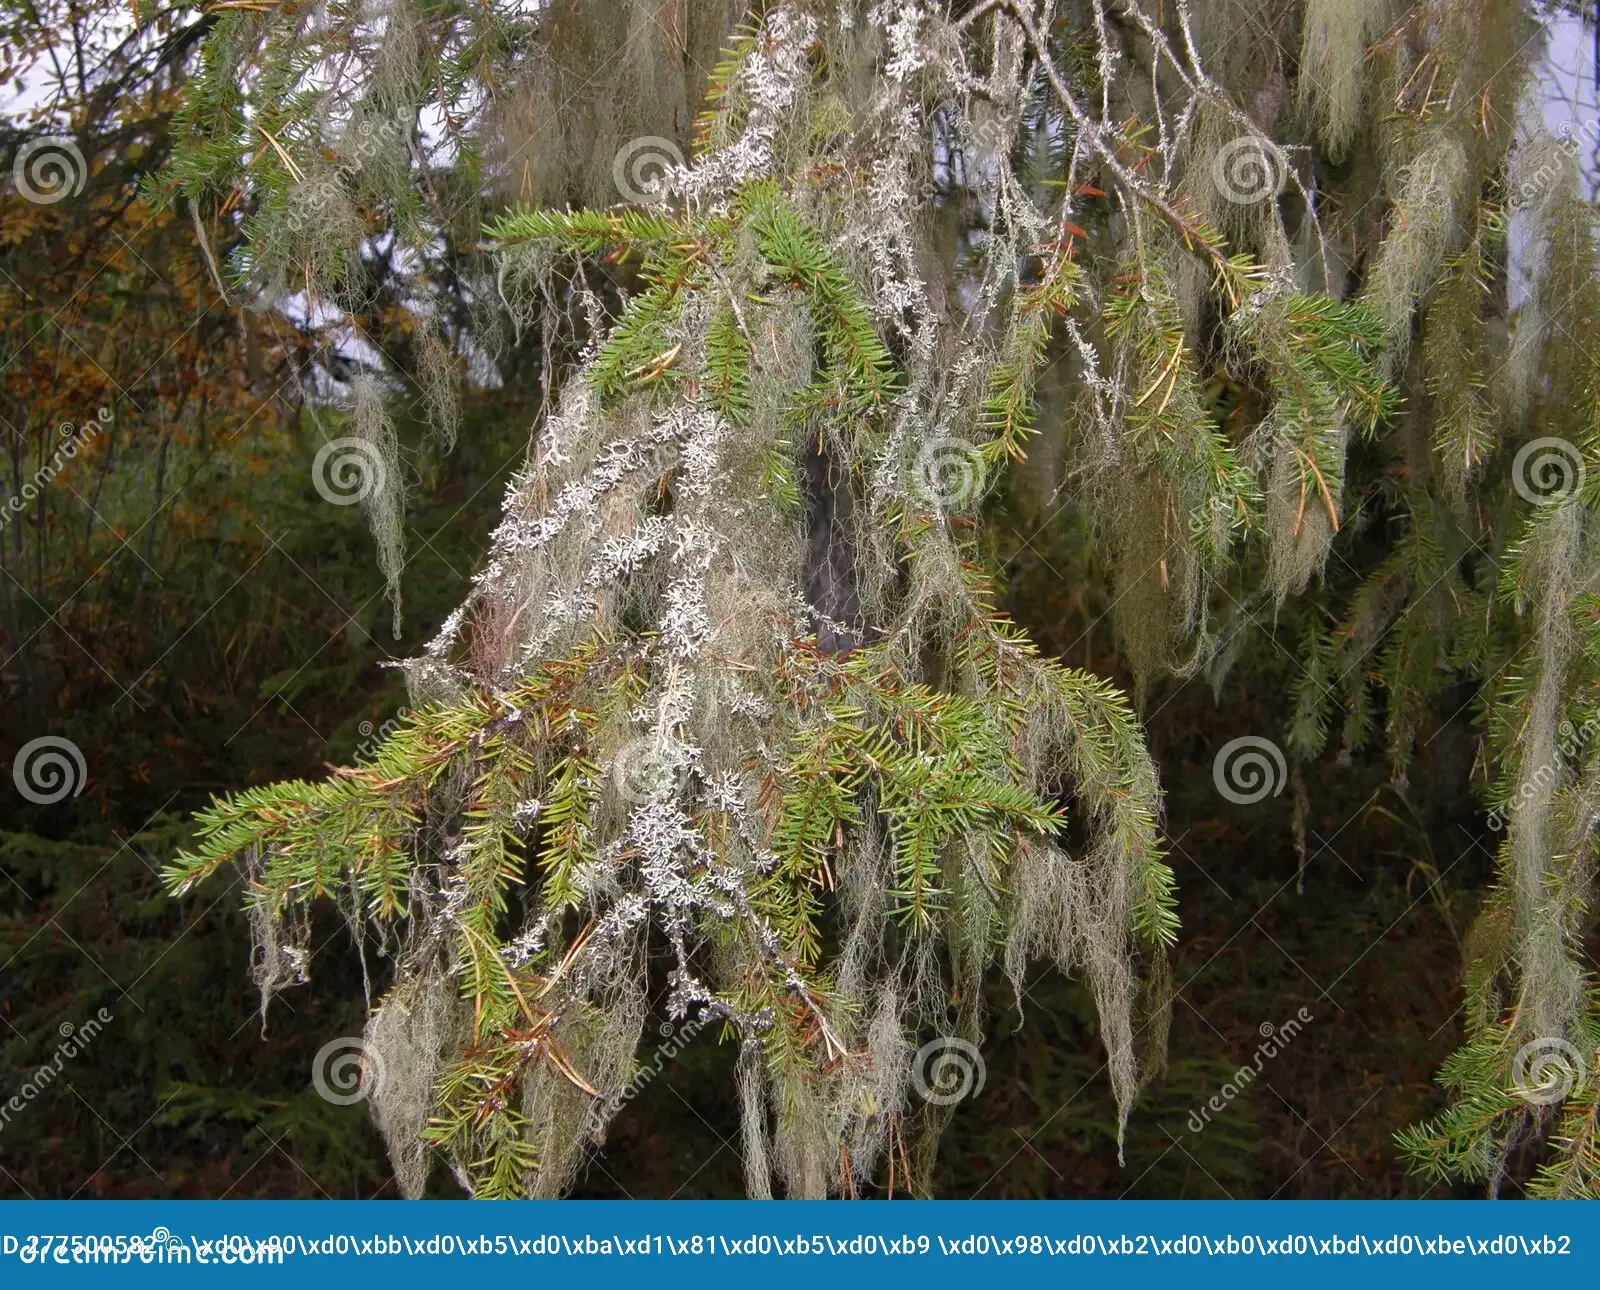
[[160, 0, 1599, 1197]]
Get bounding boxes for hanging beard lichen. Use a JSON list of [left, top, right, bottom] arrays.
[[166, 4, 1182, 1199], [160, 0, 1600, 1197]]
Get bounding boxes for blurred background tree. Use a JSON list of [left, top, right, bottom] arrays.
[[0, 0, 541, 1196]]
